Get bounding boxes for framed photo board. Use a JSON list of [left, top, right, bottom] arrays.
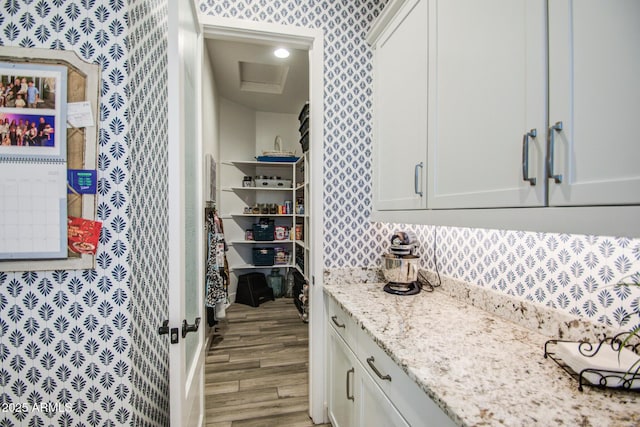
[[0, 47, 100, 270]]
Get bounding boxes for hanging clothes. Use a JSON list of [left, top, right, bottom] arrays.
[[205, 208, 228, 325]]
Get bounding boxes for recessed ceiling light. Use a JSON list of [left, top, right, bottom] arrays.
[[274, 48, 290, 59]]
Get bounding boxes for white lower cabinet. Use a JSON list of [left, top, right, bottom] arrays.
[[327, 296, 455, 427], [328, 326, 408, 427], [328, 326, 357, 427], [356, 326, 455, 427], [357, 366, 409, 427]]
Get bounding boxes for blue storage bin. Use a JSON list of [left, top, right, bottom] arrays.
[[253, 221, 275, 241], [252, 247, 274, 266]]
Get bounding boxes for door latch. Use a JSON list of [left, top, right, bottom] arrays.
[[159, 320, 179, 344], [158, 320, 169, 336]]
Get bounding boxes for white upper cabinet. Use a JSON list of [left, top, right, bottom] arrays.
[[427, 0, 547, 209], [367, 0, 640, 236], [547, 0, 640, 206], [368, 0, 428, 210]]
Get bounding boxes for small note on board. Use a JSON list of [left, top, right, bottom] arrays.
[[67, 101, 94, 128], [67, 169, 97, 194]]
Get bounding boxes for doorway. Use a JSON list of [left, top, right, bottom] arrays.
[[199, 16, 326, 424]]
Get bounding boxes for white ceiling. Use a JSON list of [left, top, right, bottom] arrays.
[[204, 38, 309, 114]]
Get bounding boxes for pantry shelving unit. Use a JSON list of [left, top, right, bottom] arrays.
[[221, 157, 310, 300], [294, 153, 311, 280]]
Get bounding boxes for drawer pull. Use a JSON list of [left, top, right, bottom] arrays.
[[346, 367, 355, 401], [331, 315, 345, 329], [366, 356, 391, 382]]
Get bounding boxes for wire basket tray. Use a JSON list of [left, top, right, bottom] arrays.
[[544, 332, 640, 392]]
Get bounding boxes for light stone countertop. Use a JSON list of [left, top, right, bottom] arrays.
[[323, 280, 640, 427]]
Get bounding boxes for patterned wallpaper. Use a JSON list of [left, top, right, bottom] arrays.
[[0, 0, 169, 426], [198, 0, 640, 332], [127, 0, 170, 426]]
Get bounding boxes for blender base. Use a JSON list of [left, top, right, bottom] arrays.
[[383, 282, 421, 296]]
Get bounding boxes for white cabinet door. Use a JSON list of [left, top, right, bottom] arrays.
[[371, 0, 428, 210], [357, 368, 410, 427], [548, 0, 640, 206], [328, 327, 357, 427], [329, 326, 410, 427], [427, 0, 547, 209]]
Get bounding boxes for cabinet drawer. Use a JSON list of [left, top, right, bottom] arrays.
[[326, 295, 358, 352], [357, 365, 410, 427], [357, 327, 455, 427]]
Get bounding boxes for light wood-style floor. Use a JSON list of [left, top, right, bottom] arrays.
[[205, 298, 331, 427]]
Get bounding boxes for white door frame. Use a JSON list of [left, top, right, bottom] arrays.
[[168, 0, 206, 425], [197, 14, 327, 423]]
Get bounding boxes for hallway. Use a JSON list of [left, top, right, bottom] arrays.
[[205, 298, 330, 426]]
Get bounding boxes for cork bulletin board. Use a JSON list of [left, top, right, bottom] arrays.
[[0, 47, 100, 271]]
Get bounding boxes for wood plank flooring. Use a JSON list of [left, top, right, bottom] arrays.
[[205, 298, 331, 427]]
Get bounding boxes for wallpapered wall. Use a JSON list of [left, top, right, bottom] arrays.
[[198, 0, 640, 331], [0, 0, 169, 426], [0, 0, 638, 425], [126, 0, 170, 425]]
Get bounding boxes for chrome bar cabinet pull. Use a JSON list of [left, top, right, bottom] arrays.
[[414, 162, 424, 197], [547, 121, 563, 184], [522, 128, 537, 186]]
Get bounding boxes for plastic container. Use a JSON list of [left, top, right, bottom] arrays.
[[267, 268, 284, 297], [295, 251, 304, 271], [254, 178, 292, 188], [299, 131, 309, 152], [253, 220, 275, 241], [299, 117, 309, 135], [252, 248, 274, 266], [298, 102, 309, 123], [285, 269, 295, 298]]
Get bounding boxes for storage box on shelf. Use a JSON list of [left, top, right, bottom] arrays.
[[252, 247, 275, 266], [298, 102, 309, 153], [254, 177, 292, 188], [252, 219, 275, 241]]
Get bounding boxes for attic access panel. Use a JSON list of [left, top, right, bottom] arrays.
[[239, 61, 290, 94]]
